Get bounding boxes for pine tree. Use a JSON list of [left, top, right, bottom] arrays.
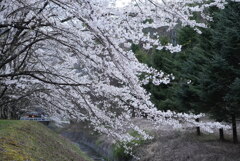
[[200, 2, 240, 143]]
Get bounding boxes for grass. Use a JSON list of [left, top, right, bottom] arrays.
[[113, 130, 151, 161], [188, 130, 234, 143], [0, 120, 93, 161]]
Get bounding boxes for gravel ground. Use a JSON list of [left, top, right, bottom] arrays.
[[131, 118, 240, 161]]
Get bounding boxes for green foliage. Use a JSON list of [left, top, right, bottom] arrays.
[[131, 44, 151, 65], [132, 39, 182, 111], [199, 2, 240, 121], [159, 36, 170, 46], [225, 78, 240, 110], [143, 19, 153, 24], [113, 130, 149, 161], [113, 143, 132, 161]]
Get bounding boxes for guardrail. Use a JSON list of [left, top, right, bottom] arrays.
[[20, 117, 50, 122]]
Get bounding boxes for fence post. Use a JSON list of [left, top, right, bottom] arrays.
[[219, 128, 224, 141], [196, 118, 201, 136]]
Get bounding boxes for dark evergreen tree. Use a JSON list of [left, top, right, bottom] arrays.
[[132, 37, 180, 112], [200, 1, 240, 143], [133, 1, 240, 142]]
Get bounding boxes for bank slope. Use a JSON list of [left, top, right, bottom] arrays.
[[0, 120, 92, 161]]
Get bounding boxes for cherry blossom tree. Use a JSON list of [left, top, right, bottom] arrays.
[[0, 0, 237, 148]]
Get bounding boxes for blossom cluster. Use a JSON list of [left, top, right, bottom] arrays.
[[0, 0, 237, 150]]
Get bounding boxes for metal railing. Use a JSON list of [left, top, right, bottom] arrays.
[[20, 117, 50, 122]]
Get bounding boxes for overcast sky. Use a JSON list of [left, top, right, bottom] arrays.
[[115, 0, 131, 7]]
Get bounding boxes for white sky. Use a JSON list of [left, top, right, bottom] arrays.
[[115, 0, 132, 7], [115, 0, 165, 7]]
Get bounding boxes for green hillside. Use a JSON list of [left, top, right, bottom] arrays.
[[0, 120, 92, 161]]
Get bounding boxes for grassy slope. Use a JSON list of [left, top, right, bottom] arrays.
[[0, 120, 92, 161]]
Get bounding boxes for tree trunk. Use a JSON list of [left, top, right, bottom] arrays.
[[232, 114, 238, 144], [0, 106, 2, 119], [3, 107, 8, 119], [131, 107, 135, 117], [7, 107, 11, 119], [196, 118, 201, 136], [219, 128, 224, 141]]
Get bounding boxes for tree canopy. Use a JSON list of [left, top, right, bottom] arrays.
[[0, 0, 238, 146]]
